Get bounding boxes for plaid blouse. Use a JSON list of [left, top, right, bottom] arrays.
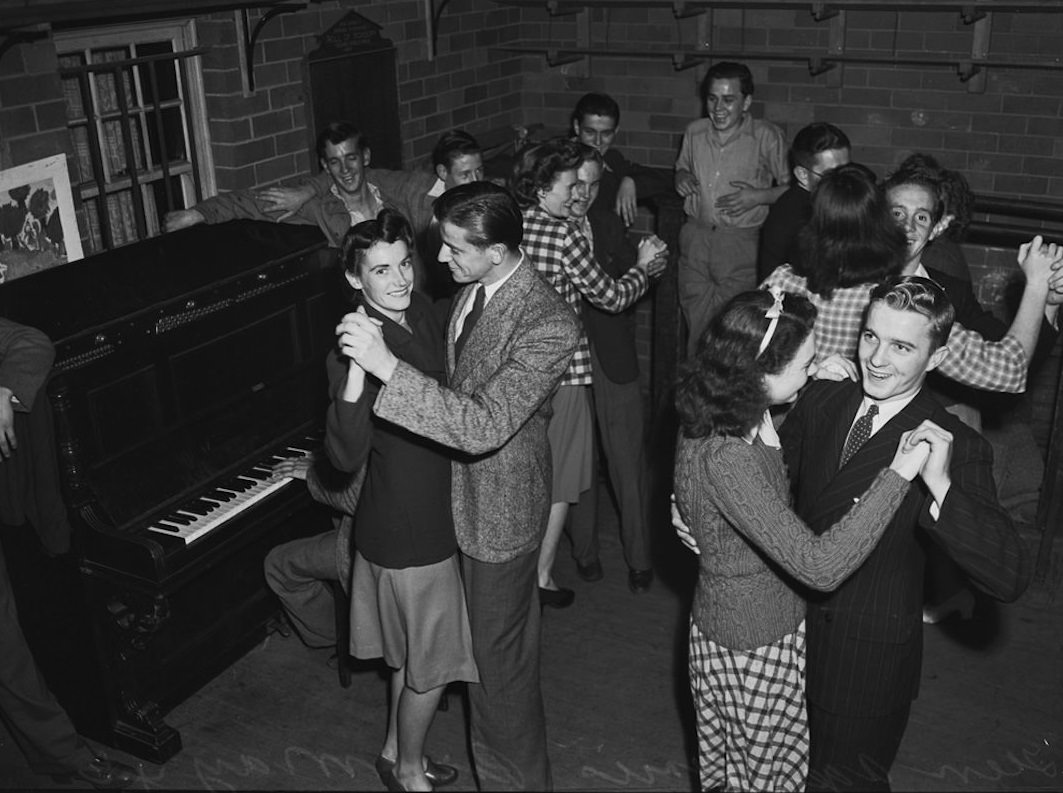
[[762, 265, 1027, 393], [522, 205, 649, 386]]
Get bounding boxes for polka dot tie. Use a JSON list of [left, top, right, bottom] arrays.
[[840, 403, 879, 468]]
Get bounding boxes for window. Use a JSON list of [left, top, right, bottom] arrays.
[[56, 21, 215, 254]]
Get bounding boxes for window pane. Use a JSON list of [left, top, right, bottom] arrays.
[[137, 41, 179, 103], [145, 107, 188, 164]]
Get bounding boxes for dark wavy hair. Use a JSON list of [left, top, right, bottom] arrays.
[[508, 137, 583, 210], [433, 181, 523, 251], [315, 121, 367, 160], [794, 163, 906, 298], [339, 207, 413, 278], [676, 290, 817, 439], [885, 153, 973, 241]]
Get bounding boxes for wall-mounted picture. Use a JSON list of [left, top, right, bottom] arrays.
[[0, 153, 84, 283]]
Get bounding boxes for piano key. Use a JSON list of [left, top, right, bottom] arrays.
[[178, 501, 213, 517], [147, 472, 298, 546], [145, 440, 317, 546]]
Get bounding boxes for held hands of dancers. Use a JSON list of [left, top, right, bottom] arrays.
[[336, 307, 399, 383], [890, 418, 953, 504]]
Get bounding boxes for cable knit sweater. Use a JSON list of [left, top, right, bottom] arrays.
[[674, 433, 910, 651]]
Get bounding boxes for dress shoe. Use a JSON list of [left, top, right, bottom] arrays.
[[628, 568, 654, 594], [51, 756, 138, 789], [539, 586, 575, 609], [576, 558, 604, 582], [375, 753, 459, 788]]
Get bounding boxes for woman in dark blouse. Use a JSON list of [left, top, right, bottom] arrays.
[[325, 209, 476, 792]]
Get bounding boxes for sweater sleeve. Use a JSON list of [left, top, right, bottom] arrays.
[[705, 440, 910, 591]]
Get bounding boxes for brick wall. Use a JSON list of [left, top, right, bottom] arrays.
[[197, 0, 527, 190], [516, 4, 1062, 440], [0, 0, 527, 194]]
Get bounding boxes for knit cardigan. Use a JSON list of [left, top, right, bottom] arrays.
[[674, 433, 910, 650]]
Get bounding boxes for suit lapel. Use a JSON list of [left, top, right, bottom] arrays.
[[805, 387, 937, 528]]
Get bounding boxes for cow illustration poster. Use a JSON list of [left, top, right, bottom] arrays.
[[0, 154, 84, 283]]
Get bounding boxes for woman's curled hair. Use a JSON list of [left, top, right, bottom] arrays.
[[676, 290, 816, 439]]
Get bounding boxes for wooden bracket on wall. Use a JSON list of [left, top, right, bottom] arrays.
[[672, 1, 705, 19], [426, 0, 454, 60], [810, 2, 839, 22], [239, 3, 305, 93], [962, 9, 991, 93], [546, 1, 582, 16], [673, 52, 706, 71]]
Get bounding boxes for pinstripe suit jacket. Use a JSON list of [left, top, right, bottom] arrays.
[[373, 259, 579, 564], [779, 379, 1029, 717]]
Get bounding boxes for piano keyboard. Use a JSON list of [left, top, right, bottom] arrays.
[[146, 440, 315, 545]]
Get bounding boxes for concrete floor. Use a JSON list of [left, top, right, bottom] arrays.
[[1, 482, 1061, 792]]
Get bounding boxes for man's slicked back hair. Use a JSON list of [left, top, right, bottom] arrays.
[[432, 129, 482, 171], [434, 181, 523, 252], [791, 122, 851, 171], [868, 275, 955, 349]]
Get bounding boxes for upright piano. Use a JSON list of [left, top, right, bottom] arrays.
[[0, 220, 343, 762]]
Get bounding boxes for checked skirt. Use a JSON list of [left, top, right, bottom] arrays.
[[688, 620, 809, 792]]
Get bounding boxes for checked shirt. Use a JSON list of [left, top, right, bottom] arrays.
[[522, 205, 649, 386], [762, 265, 1028, 393]]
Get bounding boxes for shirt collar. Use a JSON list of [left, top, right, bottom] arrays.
[[427, 178, 446, 198], [481, 250, 524, 303]]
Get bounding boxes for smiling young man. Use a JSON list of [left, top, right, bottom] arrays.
[[778, 276, 1029, 791], [164, 122, 388, 246], [570, 92, 673, 226], [674, 62, 789, 351]]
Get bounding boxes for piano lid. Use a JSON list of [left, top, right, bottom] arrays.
[[0, 221, 328, 343]]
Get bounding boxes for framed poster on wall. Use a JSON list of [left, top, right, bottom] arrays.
[[0, 153, 84, 283]]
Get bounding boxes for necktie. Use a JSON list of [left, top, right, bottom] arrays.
[[840, 403, 879, 468], [455, 285, 484, 361]]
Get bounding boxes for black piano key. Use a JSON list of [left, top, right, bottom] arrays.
[[285, 445, 310, 455], [163, 513, 194, 526], [222, 477, 253, 492], [179, 501, 213, 517], [243, 468, 270, 481], [207, 488, 236, 502], [152, 522, 181, 533]]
